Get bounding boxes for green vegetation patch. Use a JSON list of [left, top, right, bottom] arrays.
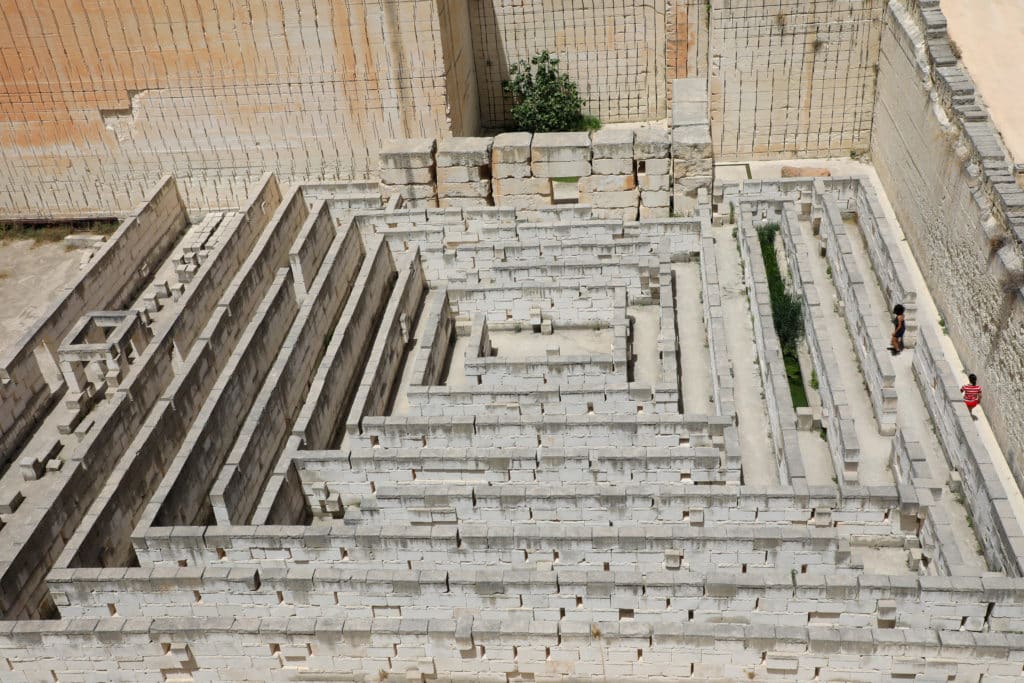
[[0, 219, 119, 244], [503, 51, 601, 133], [756, 223, 808, 408]]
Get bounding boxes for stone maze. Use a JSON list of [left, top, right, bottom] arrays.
[[2, 0, 1024, 681]]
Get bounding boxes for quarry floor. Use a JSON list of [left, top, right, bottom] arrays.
[[0, 240, 91, 352], [940, 0, 1024, 163]]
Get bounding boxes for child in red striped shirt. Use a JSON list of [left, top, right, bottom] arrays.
[[960, 374, 982, 420]]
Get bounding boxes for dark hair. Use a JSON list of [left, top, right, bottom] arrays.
[[893, 304, 905, 315], [969, 373, 977, 384]]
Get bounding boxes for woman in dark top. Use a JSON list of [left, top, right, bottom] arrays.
[[889, 304, 905, 355]]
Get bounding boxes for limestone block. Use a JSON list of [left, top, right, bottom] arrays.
[[492, 162, 532, 179], [531, 161, 592, 178], [643, 158, 671, 175], [496, 195, 551, 209], [383, 184, 437, 200], [634, 128, 671, 159], [581, 189, 639, 209], [672, 125, 713, 158], [675, 176, 712, 195], [492, 132, 533, 164], [380, 138, 436, 169], [18, 457, 44, 481], [640, 205, 671, 219], [0, 489, 24, 514], [551, 180, 579, 204], [674, 157, 714, 178], [578, 175, 636, 193], [591, 129, 635, 159], [638, 174, 670, 191], [492, 177, 552, 196], [531, 132, 591, 162], [439, 197, 490, 208], [782, 167, 831, 178], [380, 167, 435, 185], [402, 197, 439, 209], [437, 181, 491, 198], [641, 190, 671, 208], [436, 137, 493, 167], [592, 207, 639, 221], [436, 165, 488, 183], [592, 158, 635, 175], [673, 77, 708, 104]]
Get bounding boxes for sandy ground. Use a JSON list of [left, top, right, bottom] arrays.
[[940, 0, 1024, 162], [488, 328, 613, 358], [0, 240, 87, 354], [672, 261, 716, 414], [628, 305, 660, 387], [712, 222, 779, 485]]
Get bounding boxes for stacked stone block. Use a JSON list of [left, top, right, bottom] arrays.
[[380, 139, 438, 209], [630, 128, 671, 220], [435, 137, 493, 208], [531, 132, 591, 213], [671, 79, 714, 217], [584, 129, 639, 221], [490, 133, 549, 209]]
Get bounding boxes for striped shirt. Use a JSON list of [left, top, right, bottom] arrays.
[[961, 384, 982, 402]]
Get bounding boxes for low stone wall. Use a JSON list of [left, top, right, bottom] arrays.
[[3, 614, 1024, 681], [379, 86, 713, 219], [351, 414, 728, 452], [47, 564, 1024, 631], [890, 428, 972, 576], [404, 384, 658, 418]]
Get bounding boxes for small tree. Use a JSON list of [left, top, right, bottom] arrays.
[[502, 51, 597, 133]]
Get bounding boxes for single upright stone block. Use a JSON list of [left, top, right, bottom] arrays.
[[634, 127, 671, 159], [531, 132, 592, 162], [436, 137, 493, 167], [380, 138, 436, 169], [591, 129, 635, 159], [492, 132, 533, 164]]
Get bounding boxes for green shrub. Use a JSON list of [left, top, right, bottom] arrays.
[[503, 51, 598, 133], [756, 224, 805, 352]]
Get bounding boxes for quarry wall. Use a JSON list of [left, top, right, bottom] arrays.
[[0, 0, 456, 216], [871, 0, 1024, 492], [469, 0, 669, 129], [709, 0, 884, 160], [0, 0, 891, 216]]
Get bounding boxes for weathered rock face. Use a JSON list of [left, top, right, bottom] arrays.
[[0, 0, 459, 216], [0, 0, 893, 218]]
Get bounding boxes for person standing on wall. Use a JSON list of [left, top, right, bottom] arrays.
[[888, 304, 906, 355], [961, 374, 982, 420]]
